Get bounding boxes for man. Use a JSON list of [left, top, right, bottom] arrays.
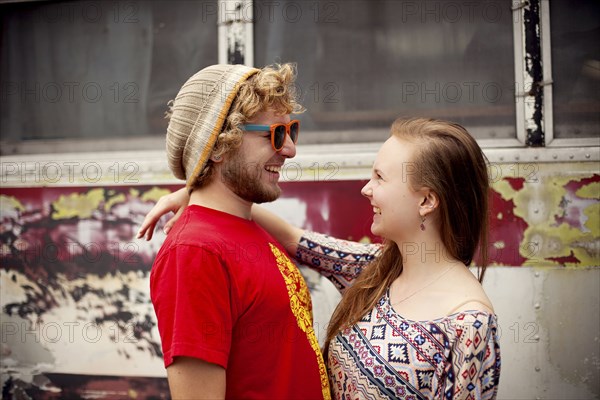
[[149, 64, 330, 399]]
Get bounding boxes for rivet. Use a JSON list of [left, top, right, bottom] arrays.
[[534, 271, 540, 277], [515, 155, 520, 161], [499, 156, 504, 161], [585, 154, 591, 159], [553, 154, 558, 159], [569, 155, 574, 159], [534, 155, 539, 160], [534, 302, 540, 309], [534, 209, 539, 213], [535, 366, 541, 372]]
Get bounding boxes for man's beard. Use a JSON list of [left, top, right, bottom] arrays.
[[221, 152, 281, 204]]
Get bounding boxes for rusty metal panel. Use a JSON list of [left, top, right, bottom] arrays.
[[1, 162, 599, 397]]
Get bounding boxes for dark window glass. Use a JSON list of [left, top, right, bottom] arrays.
[[255, 0, 516, 142], [549, 0, 600, 139], [1, 0, 218, 141]]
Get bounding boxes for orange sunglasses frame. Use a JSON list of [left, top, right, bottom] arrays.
[[241, 120, 300, 151]]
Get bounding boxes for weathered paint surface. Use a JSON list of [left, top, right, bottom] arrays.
[[491, 164, 600, 267], [1, 162, 599, 398], [1, 185, 178, 397]]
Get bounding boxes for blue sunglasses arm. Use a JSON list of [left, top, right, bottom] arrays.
[[241, 124, 270, 131]]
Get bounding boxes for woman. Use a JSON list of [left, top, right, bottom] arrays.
[[139, 117, 501, 399]]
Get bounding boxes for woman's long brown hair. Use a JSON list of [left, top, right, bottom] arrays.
[[324, 117, 490, 357]]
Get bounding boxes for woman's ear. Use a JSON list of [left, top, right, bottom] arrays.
[[418, 188, 439, 217]]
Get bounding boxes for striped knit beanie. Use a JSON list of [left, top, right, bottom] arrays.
[[166, 64, 260, 188]]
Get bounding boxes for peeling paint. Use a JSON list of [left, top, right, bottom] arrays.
[[104, 193, 126, 212], [523, 0, 544, 147], [492, 166, 599, 267], [1, 195, 25, 214], [223, 0, 248, 65], [583, 203, 600, 236], [140, 187, 171, 203], [489, 183, 529, 266], [505, 177, 526, 191], [0, 186, 179, 397], [575, 179, 600, 200], [1, 170, 598, 397], [2, 373, 170, 399], [554, 176, 600, 233], [51, 189, 104, 220], [545, 250, 580, 264], [227, 22, 246, 65]]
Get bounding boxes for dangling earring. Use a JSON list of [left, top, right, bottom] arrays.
[[420, 216, 426, 231]]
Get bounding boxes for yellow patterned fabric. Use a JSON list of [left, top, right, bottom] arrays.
[[269, 243, 331, 400]]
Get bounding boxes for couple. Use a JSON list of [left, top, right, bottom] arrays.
[[138, 63, 501, 399]]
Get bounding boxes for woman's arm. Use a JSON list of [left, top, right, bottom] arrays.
[[136, 190, 303, 248], [137, 187, 189, 240], [251, 206, 381, 292], [136, 189, 380, 292], [247, 207, 382, 292], [449, 313, 501, 399], [251, 205, 304, 256]]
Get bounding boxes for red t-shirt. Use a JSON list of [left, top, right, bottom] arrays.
[[150, 205, 330, 399]]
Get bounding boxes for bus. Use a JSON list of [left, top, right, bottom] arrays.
[[1, 0, 598, 398]]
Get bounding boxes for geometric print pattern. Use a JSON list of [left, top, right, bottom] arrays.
[[298, 231, 501, 399], [297, 231, 381, 293], [328, 293, 501, 400]]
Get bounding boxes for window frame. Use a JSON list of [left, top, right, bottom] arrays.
[[0, 0, 598, 162], [539, 0, 598, 148]]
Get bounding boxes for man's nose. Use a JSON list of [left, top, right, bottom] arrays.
[[278, 133, 297, 158]]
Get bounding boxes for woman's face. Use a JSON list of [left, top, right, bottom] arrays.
[[361, 136, 425, 243]]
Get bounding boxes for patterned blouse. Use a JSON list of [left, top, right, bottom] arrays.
[[296, 231, 501, 399]]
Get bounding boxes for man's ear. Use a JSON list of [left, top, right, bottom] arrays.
[[210, 154, 223, 163], [418, 188, 439, 217]]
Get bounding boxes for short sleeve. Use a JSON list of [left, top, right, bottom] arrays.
[[296, 231, 381, 292], [446, 313, 501, 399], [150, 244, 233, 368]]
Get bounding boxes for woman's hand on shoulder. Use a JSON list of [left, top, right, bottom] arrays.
[[137, 187, 189, 241]]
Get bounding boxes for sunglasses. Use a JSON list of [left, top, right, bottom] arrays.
[[241, 120, 300, 151]]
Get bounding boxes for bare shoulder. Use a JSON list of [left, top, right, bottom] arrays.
[[445, 266, 495, 314]]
